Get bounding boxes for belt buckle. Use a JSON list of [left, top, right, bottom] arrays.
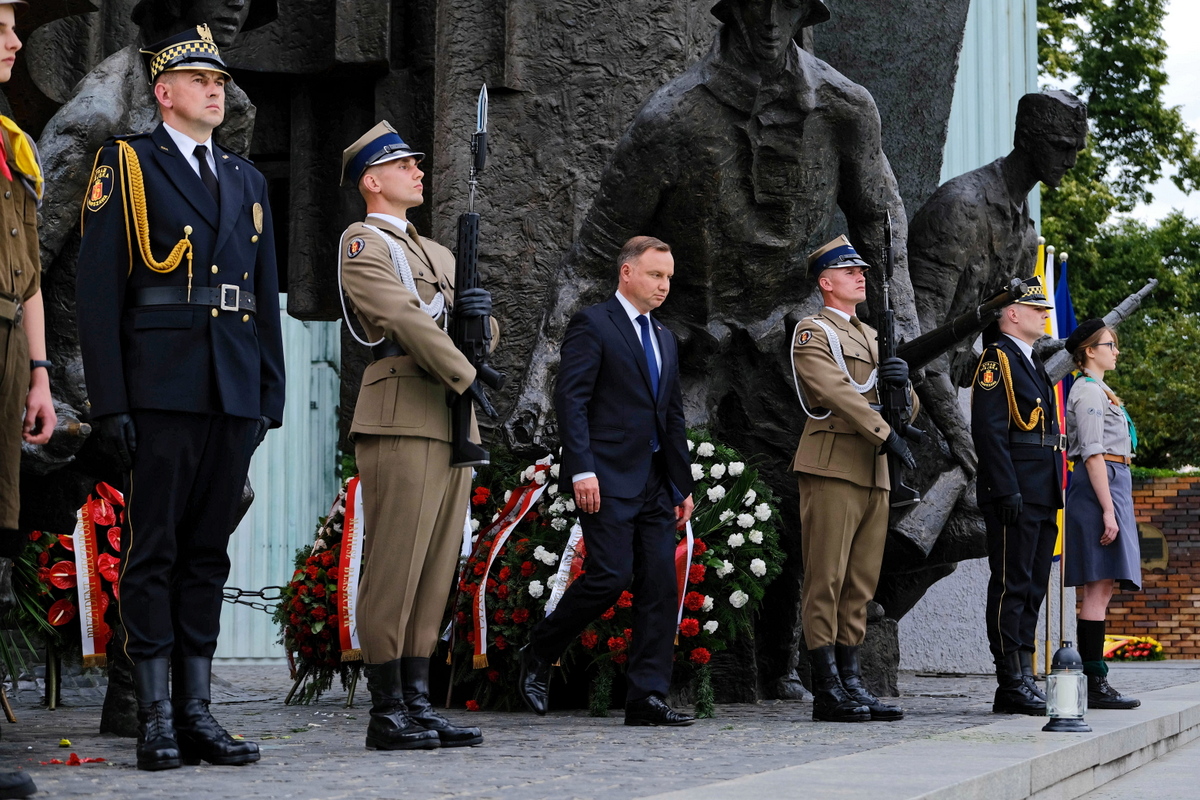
[[219, 284, 239, 312]]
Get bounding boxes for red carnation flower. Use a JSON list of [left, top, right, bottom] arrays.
[[456, 611, 468, 624], [486, 578, 497, 592], [688, 564, 706, 584], [306, 555, 318, 566], [466, 700, 480, 711], [312, 584, 327, 598], [311, 606, 328, 621], [305, 565, 320, 580], [28, 531, 41, 541], [473, 562, 486, 576], [679, 618, 700, 637], [607, 636, 627, 652], [321, 551, 336, 567], [487, 669, 501, 683], [613, 653, 628, 665], [493, 609, 508, 624], [493, 635, 508, 650], [683, 591, 705, 611], [497, 585, 510, 600], [498, 566, 512, 582], [289, 613, 302, 625], [298, 585, 310, 596], [300, 645, 314, 657], [601, 606, 616, 621], [327, 567, 340, 583], [689, 647, 712, 665], [581, 630, 599, 649], [622, 628, 633, 639], [616, 590, 633, 609], [511, 608, 530, 624], [693, 540, 707, 555], [292, 597, 304, 612], [37, 550, 49, 567], [466, 630, 475, 643], [520, 561, 535, 577]]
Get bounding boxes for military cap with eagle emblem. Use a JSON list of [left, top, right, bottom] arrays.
[[139, 24, 231, 83], [340, 121, 425, 187], [806, 235, 870, 278]]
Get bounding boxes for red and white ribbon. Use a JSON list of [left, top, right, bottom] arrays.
[[337, 477, 365, 662], [470, 475, 548, 668], [544, 522, 583, 617], [72, 497, 107, 667], [674, 521, 695, 636]]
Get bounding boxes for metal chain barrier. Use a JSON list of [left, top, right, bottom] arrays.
[[222, 586, 286, 614]]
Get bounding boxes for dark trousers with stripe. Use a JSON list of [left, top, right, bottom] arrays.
[[119, 411, 257, 663], [528, 456, 678, 702], [983, 500, 1059, 662]]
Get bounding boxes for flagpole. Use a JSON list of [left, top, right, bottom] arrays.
[[1034, 238, 1046, 674], [1057, 251, 1069, 645], [1042, 245, 1055, 672]]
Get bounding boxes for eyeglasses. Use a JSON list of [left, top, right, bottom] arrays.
[[1094, 342, 1118, 351]]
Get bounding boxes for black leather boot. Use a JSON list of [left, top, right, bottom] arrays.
[[808, 646, 870, 722], [992, 652, 1046, 715], [173, 657, 260, 766], [133, 659, 181, 771], [1018, 650, 1046, 701], [1088, 674, 1140, 709], [835, 644, 903, 721], [364, 660, 440, 750], [401, 657, 482, 747]]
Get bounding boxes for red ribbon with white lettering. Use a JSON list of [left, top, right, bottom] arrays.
[[338, 477, 365, 661]]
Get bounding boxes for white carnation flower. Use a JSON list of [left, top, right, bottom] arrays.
[[548, 483, 559, 496], [537, 454, 554, 466], [550, 517, 568, 532], [701, 595, 714, 612], [548, 501, 565, 516], [719, 510, 734, 523], [742, 488, 757, 507], [691, 463, 704, 481], [704, 620, 719, 634], [748, 530, 763, 545], [715, 561, 734, 578], [546, 574, 557, 587], [728, 462, 745, 477], [736, 513, 754, 529], [729, 590, 749, 609], [550, 464, 561, 478], [504, 490, 513, 503], [491, 512, 500, 522], [750, 558, 767, 577], [687, 439, 695, 452], [754, 503, 771, 521], [710, 463, 726, 479], [707, 485, 726, 502], [697, 442, 715, 457], [470, 518, 481, 532], [532, 470, 547, 485], [563, 499, 576, 512], [522, 466, 536, 481], [527, 580, 544, 598], [727, 533, 744, 548]]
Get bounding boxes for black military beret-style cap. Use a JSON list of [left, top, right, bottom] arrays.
[[1064, 318, 1106, 356]]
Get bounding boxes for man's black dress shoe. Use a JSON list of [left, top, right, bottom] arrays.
[[624, 695, 695, 727], [518, 645, 552, 716]]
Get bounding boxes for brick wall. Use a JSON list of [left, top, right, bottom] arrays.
[[1104, 476, 1200, 658]]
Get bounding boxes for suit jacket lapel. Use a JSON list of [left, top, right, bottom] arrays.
[[212, 144, 244, 256], [607, 297, 655, 399], [650, 315, 671, 405], [367, 216, 435, 271], [149, 125, 218, 224], [819, 309, 869, 352]]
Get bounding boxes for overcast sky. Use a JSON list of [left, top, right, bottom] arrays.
[[1126, 0, 1200, 224]]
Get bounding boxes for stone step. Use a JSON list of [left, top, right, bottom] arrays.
[[642, 680, 1200, 800]]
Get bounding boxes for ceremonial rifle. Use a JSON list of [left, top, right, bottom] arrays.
[[450, 85, 506, 468], [896, 277, 1028, 372], [879, 211, 923, 508]]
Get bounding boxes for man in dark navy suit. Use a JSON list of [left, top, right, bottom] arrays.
[[75, 25, 284, 770], [519, 236, 695, 726], [971, 276, 1062, 716]]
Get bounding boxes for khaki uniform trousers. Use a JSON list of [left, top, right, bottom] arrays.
[[355, 434, 471, 663], [0, 320, 29, 530], [799, 473, 889, 649]]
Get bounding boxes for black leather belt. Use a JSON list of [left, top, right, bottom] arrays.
[[132, 285, 257, 314], [372, 339, 407, 359], [1009, 431, 1066, 450]]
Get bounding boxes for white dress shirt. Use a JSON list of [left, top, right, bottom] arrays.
[[163, 122, 218, 184], [366, 212, 413, 236], [1003, 333, 1038, 368]]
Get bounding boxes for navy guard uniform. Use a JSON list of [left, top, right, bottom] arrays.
[[970, 276, 1062, 715], [75, 26, 284, 770]]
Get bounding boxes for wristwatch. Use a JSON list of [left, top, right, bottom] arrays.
[[30, 360, 51, 371]]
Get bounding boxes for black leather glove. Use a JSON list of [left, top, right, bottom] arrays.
[[95, 412, 137, 472], [253, 415, 272, 449], [455, 287, 492, 319], [878, 357, 909, 388], [882, 430, 916, 470], [465, 379, 498, 418], [995, 493, 1023, 524]]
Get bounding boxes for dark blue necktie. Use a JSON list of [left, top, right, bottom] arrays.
[[637, 315, 659, 398]]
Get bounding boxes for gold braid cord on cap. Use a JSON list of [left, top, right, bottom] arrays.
[[972, 347, 1044, 432]]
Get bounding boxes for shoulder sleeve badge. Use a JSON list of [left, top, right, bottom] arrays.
[[346, 237, 366, 259], [86, 165, 115, 212], [797, 329, 813, 346], [978, 360, 1000, 391]]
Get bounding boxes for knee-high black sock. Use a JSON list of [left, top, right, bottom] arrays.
[[1077, 618, 1108, 677]]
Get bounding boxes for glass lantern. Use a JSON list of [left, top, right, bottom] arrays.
[[1042, 641, 1092, 733]]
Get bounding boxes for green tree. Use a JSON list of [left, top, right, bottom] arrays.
[[1038, 0, 1200, 468]]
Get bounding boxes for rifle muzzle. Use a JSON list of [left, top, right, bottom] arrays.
[[477, 363, 506, 390]]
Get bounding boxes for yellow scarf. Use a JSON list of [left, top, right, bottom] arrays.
[[0, 115, 44, 201]]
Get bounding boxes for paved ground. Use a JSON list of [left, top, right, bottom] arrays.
[[1077, 733, 1200, 800], [2, 661, 1197, 799]]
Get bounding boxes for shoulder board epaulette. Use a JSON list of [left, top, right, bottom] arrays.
[[100, 132, 151, 148]]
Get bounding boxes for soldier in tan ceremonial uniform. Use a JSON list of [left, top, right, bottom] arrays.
[[338, 121, 493, 751], [791, 236, 917, 723]]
